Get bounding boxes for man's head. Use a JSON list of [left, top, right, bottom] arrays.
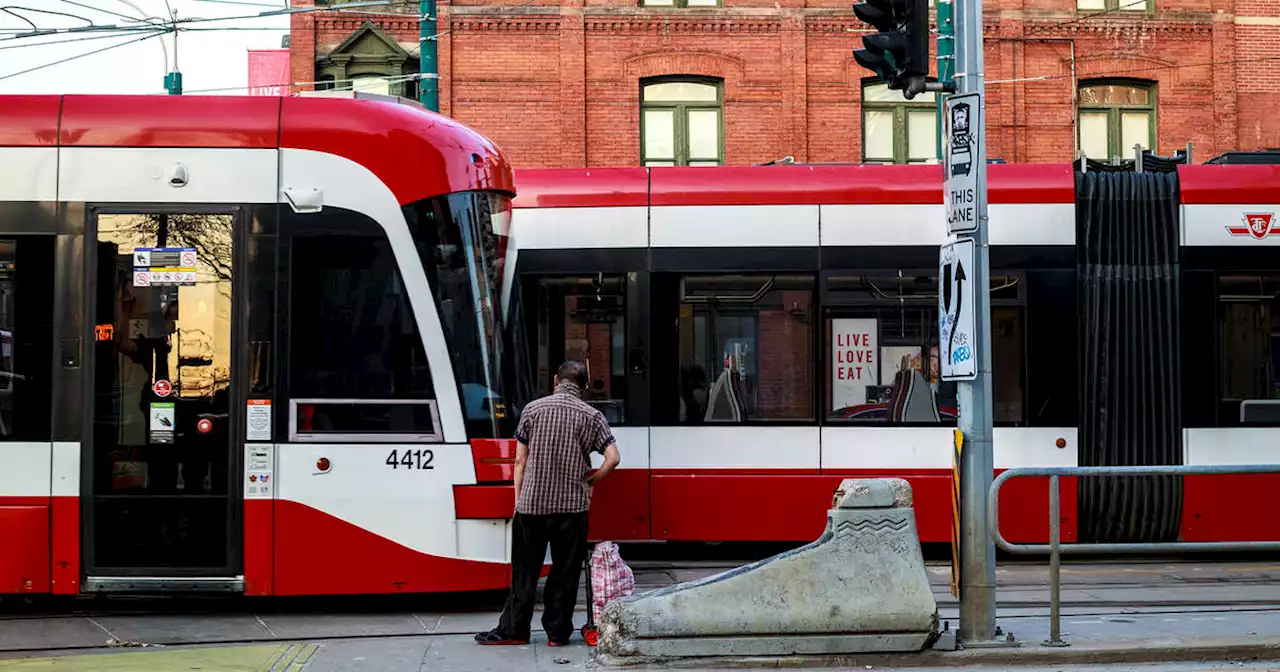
[[555, 360, 588, 388]]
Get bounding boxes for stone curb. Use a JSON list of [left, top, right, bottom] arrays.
[[589, 637, 1280, 669]]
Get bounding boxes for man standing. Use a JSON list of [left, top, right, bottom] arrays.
[[475, 360, 622, 647]]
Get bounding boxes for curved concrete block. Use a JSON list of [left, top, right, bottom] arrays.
[[599, 478, 938, 659]]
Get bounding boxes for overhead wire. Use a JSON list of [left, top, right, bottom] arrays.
[[0, 25, 155, 49], [2, 5, 95, 29], [0, 28, 164, 81], [57, 0, 160, 25]]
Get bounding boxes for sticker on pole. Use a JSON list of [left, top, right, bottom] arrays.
[[153, 379, 173, 397], [944, 92, 983, 236], [938, 238, 977, 381]]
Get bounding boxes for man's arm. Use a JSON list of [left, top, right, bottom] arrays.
[[587, 443, 620, 487], [513, 441, 529, 512]]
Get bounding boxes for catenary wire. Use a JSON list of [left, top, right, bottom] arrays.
[[0, 28, 164, 81]]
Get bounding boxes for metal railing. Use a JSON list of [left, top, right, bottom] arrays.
[[988, 464, 1280, 646]]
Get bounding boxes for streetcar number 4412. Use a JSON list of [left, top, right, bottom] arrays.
[[386, 448, 434, 470]]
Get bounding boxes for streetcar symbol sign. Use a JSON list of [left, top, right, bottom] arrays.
[[154, 379, 172, 397], [944, 93, 983, 236]]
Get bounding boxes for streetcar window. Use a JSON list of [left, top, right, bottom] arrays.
[[529, 275, 628, 425], [0, 236, 53, 441], [286, 211, 439, 441], [403, 192, 515, 439], [822, 272, 1025, 426], [1219, 274, 1280, 424], [676, 274, 815, 423]]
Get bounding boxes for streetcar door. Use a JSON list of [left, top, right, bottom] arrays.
[[84, 208, 243, 588]]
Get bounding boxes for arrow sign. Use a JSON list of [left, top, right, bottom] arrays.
[[938, 238, 976, 381], [942, 262, 953, 314], [949, 259, 966, 360]]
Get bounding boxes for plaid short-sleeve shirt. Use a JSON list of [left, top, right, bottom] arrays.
[[515, 381, 616, 515]]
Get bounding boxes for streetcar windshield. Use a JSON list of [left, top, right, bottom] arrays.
[[404, 191, 528, 439]]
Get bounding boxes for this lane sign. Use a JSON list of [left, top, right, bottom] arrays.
[[944, 92, 984, 236], [938, 238, 977, 381]]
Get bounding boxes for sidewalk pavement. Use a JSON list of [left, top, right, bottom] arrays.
[[2, 561, 1280, 669], [3, 629, 1280, 672]]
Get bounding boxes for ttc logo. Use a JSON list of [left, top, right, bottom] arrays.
[[1226, 213, 1278, 240]]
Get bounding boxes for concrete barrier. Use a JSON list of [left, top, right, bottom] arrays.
[[597, 478, 938, 659]]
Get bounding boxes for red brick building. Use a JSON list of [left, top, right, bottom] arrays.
[[290, 0, 1280, 168]]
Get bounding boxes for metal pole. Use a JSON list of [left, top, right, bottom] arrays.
[[1045, 474, 1067, 646], [420, 0, 439, 111], [953, 0, 996, 646], [935, 0, 955, 161]]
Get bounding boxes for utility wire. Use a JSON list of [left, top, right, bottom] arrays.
[[57, 0, 163, 25], [181, 70, 424, 94], [0, 25, 153, 49], [2, 5, 95, 28], [0, 28, 163, 81], [1, 0, 394, 39]]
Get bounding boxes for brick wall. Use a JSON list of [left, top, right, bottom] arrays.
[[291, 0, 1280, 165]]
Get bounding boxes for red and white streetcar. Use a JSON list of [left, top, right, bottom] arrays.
[[0, 92, 521, 596], [509, 161, 1280, 550], [1, 90, 1278, 599]]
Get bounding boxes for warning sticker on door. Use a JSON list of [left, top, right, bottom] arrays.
[[247, 399, 271, 441], [149, 402, 175, 444], [244, 445, 274, 500], [133, 247, 197, 287]]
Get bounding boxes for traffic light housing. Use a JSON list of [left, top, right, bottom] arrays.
[[853, 0, 929, 96]]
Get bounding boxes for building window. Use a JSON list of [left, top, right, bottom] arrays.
[[823, 272, 1024, 425], [641, 0, 719, 7], [1078, 81, 1155, 161], [641, 79, 723, 167], [1077, 0, 1149, 11], [1219, 275, 1280, 424], [861, 81, 939, 164], [678, 275, 814, 423]]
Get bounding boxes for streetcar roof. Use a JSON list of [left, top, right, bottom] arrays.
[[511, 162, 1280, 210], [0, 94, 515, 205]]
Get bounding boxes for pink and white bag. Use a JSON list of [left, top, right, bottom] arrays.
[[588, 541, 635, 621]]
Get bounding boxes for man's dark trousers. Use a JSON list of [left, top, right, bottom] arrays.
[[496, 511, 590, 643]]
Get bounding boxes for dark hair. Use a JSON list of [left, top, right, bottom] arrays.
[[557, 360, 588, 387]]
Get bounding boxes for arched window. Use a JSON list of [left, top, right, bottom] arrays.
[[1078, 80, 1156, 161], [640, 79, 723, 167], [861, 80, 938, 164]]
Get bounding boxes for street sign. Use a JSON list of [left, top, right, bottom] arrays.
[[938, 238, 976, 381], [944, 92, 983, 235], [153, 379, 172, 398]]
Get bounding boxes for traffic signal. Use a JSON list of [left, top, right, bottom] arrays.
[[852, 0, 929, 96]]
